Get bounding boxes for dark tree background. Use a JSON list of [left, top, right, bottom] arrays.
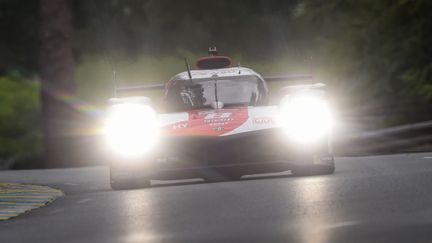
[[38, 0, 77, 167], [0, 0, 431, 168]]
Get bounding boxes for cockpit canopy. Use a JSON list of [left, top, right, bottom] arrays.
[[164, 74, 268, 112]]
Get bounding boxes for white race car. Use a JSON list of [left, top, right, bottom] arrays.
[[104, 48, 335, 190]]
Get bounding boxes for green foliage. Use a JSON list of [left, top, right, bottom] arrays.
[[294, 0, 432, 123], [0, 76, 42, 168], [72, 0, 301, 59], [0, 0, 38, 73]]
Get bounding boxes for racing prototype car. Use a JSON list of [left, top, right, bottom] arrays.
[[104, 48, 335, 190]]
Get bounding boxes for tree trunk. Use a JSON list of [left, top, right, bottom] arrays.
[[38, 0, 77, 167]]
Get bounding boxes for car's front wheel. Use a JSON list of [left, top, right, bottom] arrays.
[[110, 165, 150, 190]]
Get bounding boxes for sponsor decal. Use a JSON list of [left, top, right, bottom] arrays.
[[172, 122, 188, 129], [204, 112, 232, 120], [163, 107, 248, 136], [252, 117, 275, 125], [179, 68, 248, 80]]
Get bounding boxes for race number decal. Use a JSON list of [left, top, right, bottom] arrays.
[[164, 108, 248, 136], [204, 112, 232, 120]]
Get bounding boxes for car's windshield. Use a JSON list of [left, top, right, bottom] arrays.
[[165, 75, 267, 111]]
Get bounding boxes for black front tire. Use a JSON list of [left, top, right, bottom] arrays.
[[110, 166, 151, 190]]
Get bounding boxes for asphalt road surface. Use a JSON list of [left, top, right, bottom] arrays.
[[1, 153, 432, 243]]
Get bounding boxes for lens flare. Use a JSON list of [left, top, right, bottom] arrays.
[[279, 94, 333, 143], [104, 103, 159, 158]]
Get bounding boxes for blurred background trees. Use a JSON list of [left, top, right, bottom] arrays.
[[39, 0, 77, 167], [0, 0, 431, 168]]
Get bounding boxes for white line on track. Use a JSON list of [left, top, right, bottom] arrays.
[[323, 220, 360, 230]]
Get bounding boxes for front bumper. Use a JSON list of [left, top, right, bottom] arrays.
[[110, 128, 333, 179]]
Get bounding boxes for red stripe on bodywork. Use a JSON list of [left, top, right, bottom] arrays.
[[163, 107, 248, 136]]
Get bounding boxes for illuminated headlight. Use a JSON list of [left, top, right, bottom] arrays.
[[279, 94, 333, 143], [104, 103, 159, 158]]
